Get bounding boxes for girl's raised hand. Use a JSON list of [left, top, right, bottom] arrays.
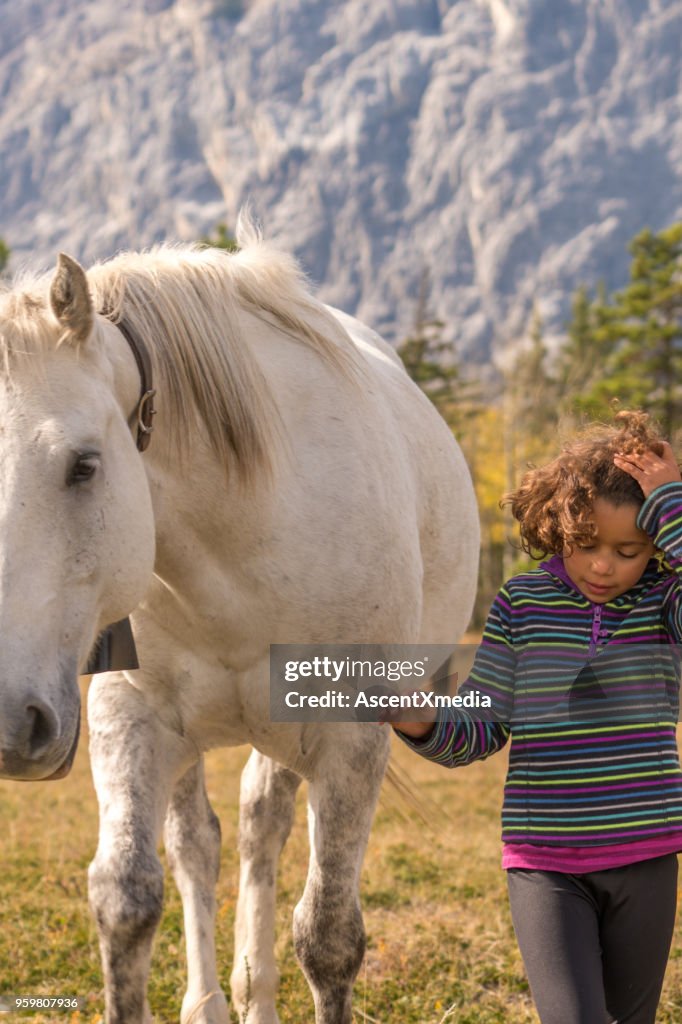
[[614, 442, 682, 497]]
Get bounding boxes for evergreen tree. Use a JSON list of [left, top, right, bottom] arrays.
[[507, 304, 558, 443], [556, 282, 612, 424], [562, 223, 682, 434], [397, 268, 481, 438], [500, 306, 559, 577]]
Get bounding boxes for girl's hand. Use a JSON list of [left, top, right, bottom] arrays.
[[614, 442, 682, 497], [378, 676, 459, 740], [383, 709, 435, 740]]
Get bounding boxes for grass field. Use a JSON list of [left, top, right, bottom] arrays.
[[1, 679, 682, 1023]]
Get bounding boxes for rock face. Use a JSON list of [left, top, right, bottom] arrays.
[[1, 0, 680, 357]]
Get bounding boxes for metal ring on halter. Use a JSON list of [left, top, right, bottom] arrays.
[[136, 389, 157, 452], [106, 314, 157, 454]]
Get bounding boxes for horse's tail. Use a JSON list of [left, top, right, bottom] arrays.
[[382, 755, 454, 833]]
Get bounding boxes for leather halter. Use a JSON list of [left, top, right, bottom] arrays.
[[112, 318, 157, 452], [84, 313, 156, 679]]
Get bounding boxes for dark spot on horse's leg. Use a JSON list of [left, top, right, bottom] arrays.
[[293, 888, 365, 1024], [89, 853, 164, 1024]]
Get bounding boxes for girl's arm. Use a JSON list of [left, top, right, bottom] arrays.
[[389, 588, 515, 768], [616, 443, 682, 638]]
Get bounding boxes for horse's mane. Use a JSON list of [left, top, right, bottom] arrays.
[[0, 217, 362, 482], [86, 216, 362, 480]]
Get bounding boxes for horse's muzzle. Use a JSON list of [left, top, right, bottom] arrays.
[[41, 709, 81, 780], [0, 688, 81, 781]]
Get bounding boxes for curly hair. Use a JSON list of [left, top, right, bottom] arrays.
[[503, 410, 671, 557]]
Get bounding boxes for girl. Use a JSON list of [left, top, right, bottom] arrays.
[[391, 411, 682, 1024]]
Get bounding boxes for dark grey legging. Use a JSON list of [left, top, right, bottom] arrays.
[[507, 855, 678, 1024]]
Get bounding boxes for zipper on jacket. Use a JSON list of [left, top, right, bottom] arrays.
[[589, 604, 602, 656]]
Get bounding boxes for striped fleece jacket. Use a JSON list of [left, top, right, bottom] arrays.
[[401, 482, 682, 872]]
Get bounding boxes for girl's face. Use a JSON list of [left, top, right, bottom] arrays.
[[563, 498, 655, 603]]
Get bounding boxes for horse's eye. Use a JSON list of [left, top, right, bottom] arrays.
[[67, 454, 100, 487]]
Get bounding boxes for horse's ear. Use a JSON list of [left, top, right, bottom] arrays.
[[49, 253, 94, 345]]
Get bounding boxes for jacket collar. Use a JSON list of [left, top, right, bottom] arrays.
[[540, 553, 663, 604], [540, 554, 576, 590]]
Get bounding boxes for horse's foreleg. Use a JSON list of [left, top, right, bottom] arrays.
[[231, 749, 302, 1024], [164, 758, 230, 1024], [87, 673, 184, 1024], [294, 727, 390, 1024]]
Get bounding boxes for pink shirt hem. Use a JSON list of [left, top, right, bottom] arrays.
[[503, 833, 682, 873]]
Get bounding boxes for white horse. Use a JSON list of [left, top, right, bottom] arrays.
[[0, 220, 478, 1024]]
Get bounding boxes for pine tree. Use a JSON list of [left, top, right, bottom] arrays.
[[556, 282, 612, 424], [562, 223, 682, 434], [500, 305, 559, 577], [397, 268, 481, 438], [507, 304, 558, 442]]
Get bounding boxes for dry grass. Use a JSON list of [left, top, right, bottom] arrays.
[[1, 679, 682, 1021]]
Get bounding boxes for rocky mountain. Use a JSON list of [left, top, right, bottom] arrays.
[[1, 0, 680, 359]]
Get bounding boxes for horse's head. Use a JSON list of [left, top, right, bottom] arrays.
[[0, 255, 156, 779]]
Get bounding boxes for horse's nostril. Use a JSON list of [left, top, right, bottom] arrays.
[[25, 702, 58, 758]]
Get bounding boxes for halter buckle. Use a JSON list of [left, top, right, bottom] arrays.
[[136, 388, 157, 452]]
